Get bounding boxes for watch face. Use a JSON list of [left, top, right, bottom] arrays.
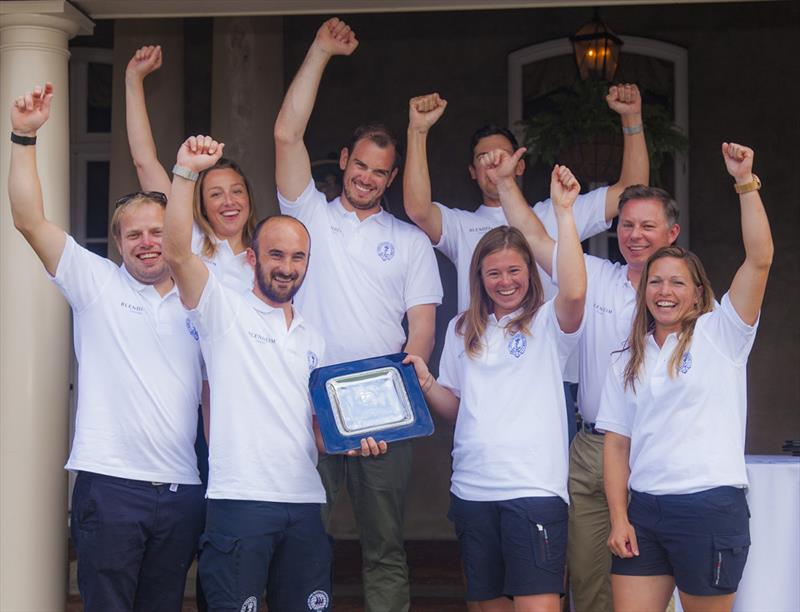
[[325, 367, 415, 436]]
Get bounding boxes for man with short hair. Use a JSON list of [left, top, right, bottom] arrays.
[[163, 133, 387, 612], [486, 146, 680, 612], [274, 18, 443, 612], [8, 84, 205, 612]]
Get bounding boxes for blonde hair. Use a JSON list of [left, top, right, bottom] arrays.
[[622, 246, 715, 391], [193, 158, 256, 258], [456, 226, 544, 358], [110, 192, 166, 239]]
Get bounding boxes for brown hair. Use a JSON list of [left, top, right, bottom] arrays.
[[621, 246, 715, 391], [192, 158, 257, 258], [618, 184, 680, 227], [347, 123, 403, 170], [456, 226, 544, 358]]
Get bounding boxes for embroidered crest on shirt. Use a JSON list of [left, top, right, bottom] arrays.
[[307, 350, 319, 371], [377, 241, 395, 261], [185, 318, 199, 341], [307, 590, 330, 610], [240, 596, 257, 612], [679, 351, 692, 374], [508, 331, 527, 358]]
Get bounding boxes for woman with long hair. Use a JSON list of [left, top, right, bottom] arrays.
[[125, 45, 256, 293], [597, 143, 773, 612], [405, 163, 586, 612]]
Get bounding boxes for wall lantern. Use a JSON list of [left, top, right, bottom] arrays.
[[570, 11, 623, 81]]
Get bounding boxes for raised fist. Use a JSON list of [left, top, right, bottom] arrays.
[[176, 135, 225, 174], [722, 142, 755, 183], [408, 93, 448, 133], [11, 83, 54, 136], [479, 147, 527, 184], [606, 83, 642, 117], [314, 18, 358, 57], [550, 164, 580, 210], [126, 45, 163, 80]]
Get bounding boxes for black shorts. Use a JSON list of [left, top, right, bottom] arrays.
[[611, 486, 750, 596], [448, 494, 567, 600]]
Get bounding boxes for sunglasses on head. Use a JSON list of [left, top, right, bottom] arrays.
[[113, 191, 168, 208]]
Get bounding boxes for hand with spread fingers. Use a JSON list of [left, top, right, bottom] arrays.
[[408, 93, 448, 134], [11, 82, 54, 137], [314, 17, 359, 57]]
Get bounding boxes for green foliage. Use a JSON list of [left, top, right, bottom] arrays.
[[520, 80, 688, 185]]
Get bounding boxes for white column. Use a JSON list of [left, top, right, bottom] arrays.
[[0, 3, 92, 611]]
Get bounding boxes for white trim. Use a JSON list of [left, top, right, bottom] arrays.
[[508, 36, 689, 249]]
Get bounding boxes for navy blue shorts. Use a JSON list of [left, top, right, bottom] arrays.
[[70, 471, 205, 612], [448, 494, 567, 600], [611, 486, 750, 596], [198, 499, 332, 612]]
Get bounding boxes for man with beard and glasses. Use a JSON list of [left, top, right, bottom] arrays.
[[274, 17, 443, 612], [8, 84, 205, 612], [163, 134, 388, 612]]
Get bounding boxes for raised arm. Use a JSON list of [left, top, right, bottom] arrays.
[[483, 148, 556, 277], [604, 431, 639, 558], [402, 354, 460, 423], [125, 45, 171, 194], [723, 143, 773, 325], [605, 84, 649, 221], [8, 83, 66, 275], [403, 93, 447, 243], [163, 135, 224, 308], [274, 18, 358, 200], [549, 165, 585, 332]]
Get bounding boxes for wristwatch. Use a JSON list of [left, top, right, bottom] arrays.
[[172, 164, 199, 182], [734, 174, 761, 194]]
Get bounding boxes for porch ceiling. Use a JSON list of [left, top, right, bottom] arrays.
[[70, 0, 775, 19]]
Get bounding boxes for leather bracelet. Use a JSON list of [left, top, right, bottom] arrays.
[[10, 132, 36, 145], [172, 164, 199, 182], [621, 124, 643, 136]]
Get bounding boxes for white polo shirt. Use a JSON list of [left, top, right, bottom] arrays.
[[190, 272, 326, 503], [596, 293, 757, 495], [278, 179, 443, 365], [567, 254, 637, 423], [435, 187, 609, 312], [192, 224, 252, 294], [52, 236, 203, 484], [438, 300, 584, 503]]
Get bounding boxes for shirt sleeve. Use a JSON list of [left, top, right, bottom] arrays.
[[595, 356, 633, 437], [543, 299, 585, 372], [50, 235, 117, 313], [277, 178, 324, 226], [189, 271, 238, 342], [432, 202, 459, 263], [436, 318, 462, 397], [532, 187, 611, 242], [404, 229, 444, 309], [699, 292, 759, 365]]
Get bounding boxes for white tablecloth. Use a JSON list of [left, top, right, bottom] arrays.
[[675, 455, 800, 612]]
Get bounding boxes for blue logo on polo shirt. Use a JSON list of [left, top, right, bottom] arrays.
[[377, 241, 395, 261], [185, 318, 199, 341], [307, 350, 318, 371], [679, 351, 692, 374], [307, 590, 330, 610], [240, 595, 257, 612], [508, 331, 527, 358]]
